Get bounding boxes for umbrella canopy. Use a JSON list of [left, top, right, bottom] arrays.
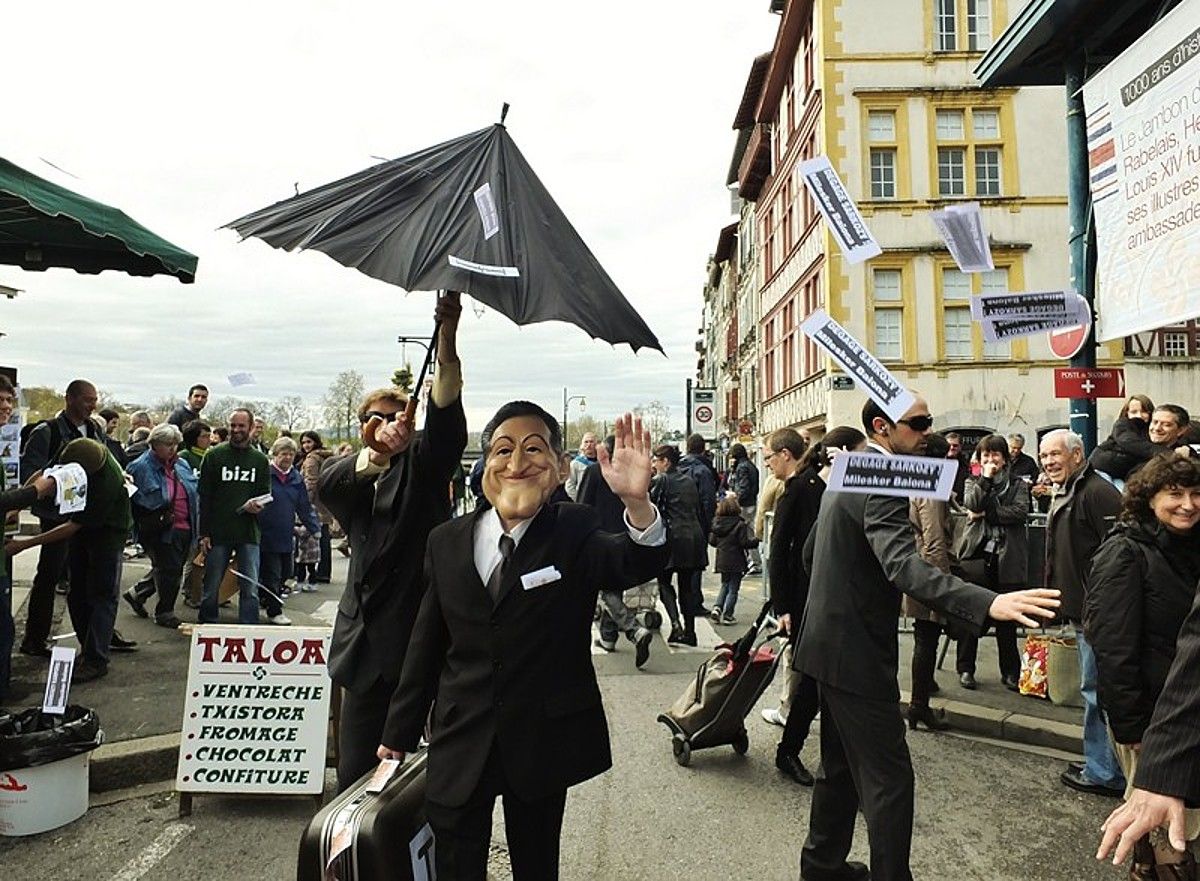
[[225, 124, 661, 353], [0, 158, 197, 283]]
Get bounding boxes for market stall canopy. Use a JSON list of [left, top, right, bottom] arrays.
[[225, 123, 661, 353], [0, 157, 197, 283]]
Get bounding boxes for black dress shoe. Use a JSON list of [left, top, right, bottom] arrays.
[[109, 630, 139, 652], [906, 704, 951, 731], [634, 629, 652, 669], [1002, 674, 1020, 691], [18, 641, 51, 658], [776, 752, 815, 786], [1060, 767, 1123, 798], [1067, 760, 1084, 775], [73, 661, 108, 682], [928, 678, 941, 695], [959, 672, 977, 690], [122, 589, 149, 619]]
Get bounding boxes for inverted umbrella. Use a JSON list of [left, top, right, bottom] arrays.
[[0, 157, 197, 283], [223, 120, 662, 357]]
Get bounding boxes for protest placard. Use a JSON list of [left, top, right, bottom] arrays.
[[176, 625, 332, 796], [799, 309, 915, 422], [930, 202, 993, 272], [826, 452, 957, 501], [41, 646, 75, 715], [797, 156, 882, 264], [969, 290, 1091, 342]]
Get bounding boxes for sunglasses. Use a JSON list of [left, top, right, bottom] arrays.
[[897, 415, 935, 432], [364, 411, 399, 424]]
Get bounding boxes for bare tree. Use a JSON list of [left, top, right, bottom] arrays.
[[323, 371, 365, 442], [633, 400, 671, 444], [272, 395, 307, 431]]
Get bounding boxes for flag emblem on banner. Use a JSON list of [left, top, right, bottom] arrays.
[[1086, 103, 1119, 203]]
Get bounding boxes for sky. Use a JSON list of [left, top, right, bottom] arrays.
[[0, 2, 779, 433]]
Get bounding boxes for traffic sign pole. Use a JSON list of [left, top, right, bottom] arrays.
[[1066, 57, 1098, 455]]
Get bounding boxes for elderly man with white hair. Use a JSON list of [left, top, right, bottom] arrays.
[[124, 423, 199, 628], [1040, 428, 1125, 797]]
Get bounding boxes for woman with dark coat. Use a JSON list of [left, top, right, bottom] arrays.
[[650, 444, 707, 646], [1085, 454, 1200, 880], [298, 430, 335, 584], [1090, 394, 1161, 487], [956, 433, 1031, 691], [906, 433, 956, 731]]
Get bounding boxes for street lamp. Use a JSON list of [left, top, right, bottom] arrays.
[[563, 388, 586, 450]]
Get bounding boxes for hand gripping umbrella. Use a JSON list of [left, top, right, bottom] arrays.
[[224, 112, 662, 435]]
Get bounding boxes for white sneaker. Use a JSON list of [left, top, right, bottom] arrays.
[[761, 707, 787, 727], [267, 613, 292, 626]]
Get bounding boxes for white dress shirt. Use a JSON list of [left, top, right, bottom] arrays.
[[473, 503, 666, 584]]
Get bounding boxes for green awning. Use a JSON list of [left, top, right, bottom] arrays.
[[0, 157, 197, 283]]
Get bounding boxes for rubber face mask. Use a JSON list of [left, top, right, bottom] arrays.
[[482, 416, 560, 525]]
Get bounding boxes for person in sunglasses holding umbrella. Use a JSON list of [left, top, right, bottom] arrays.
[[317, 292, 467, 792]]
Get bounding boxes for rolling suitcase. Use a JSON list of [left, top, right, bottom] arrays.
[[297, 751, 432, 881]]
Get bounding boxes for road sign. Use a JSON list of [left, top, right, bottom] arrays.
[[1053, 368, 1125, 399], [689, 386, 717, 440], [1048, 323, 1089, 359]]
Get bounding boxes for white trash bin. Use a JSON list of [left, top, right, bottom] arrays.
[[0, 750, 91, 836]]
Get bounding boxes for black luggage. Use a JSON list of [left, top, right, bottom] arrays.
[[297, 751, 432, 881], [656, 602, 786, 766]]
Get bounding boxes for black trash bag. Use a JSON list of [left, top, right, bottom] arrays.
[[0, 706, 103, 772]]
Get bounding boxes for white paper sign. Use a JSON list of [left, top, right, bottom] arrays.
[[448, 254, 520, 277], [473, 182, 500, 240], [930, 202, 993, 272], [176, 625, 333, 795], [409, 823, 436, 881], [1083, 0, 1200, 340], [970, 291, 1091, 342], [797, 156, 882, 264], [44, 462, 87, 514], [799, 309, 915, 422], [42, 646, 75, 715], [826, 452, 957, 501], [227, 372, 256, 387]]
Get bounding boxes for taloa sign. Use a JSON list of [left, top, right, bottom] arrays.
[[1083, 0, 1200, 339], [176, 626, 332, 795]]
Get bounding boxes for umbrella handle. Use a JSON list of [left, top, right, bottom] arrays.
[[400, 310, 442, 432]]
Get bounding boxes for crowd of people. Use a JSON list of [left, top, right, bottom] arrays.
[[3, 297, 1200, 880]]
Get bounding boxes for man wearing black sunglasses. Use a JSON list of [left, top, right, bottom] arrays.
[[793, 396, 1061, 881], [317, 292, 468, 791]]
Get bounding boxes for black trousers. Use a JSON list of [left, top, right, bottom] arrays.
[[425, 743, 567, 881], [336, 678, 395, 792], [315, 523, 332, 582], [779, 636, 821, 757], [21, 518, 69, 648], [910, 619, 942, 708], [802, 683, 915, 881], [136, 528, 189, 620], [66, 536, 121, 668], [656, 568, 701, 628], [955, 571, 1021, 680]]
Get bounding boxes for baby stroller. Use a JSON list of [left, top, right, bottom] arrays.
[[656, 602, 786, 766]]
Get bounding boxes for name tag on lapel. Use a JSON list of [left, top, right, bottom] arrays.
[[521, 566, 562, 591]]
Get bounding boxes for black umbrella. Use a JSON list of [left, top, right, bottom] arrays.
[[224, 120, 661, 357]]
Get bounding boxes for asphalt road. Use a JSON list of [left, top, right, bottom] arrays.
[[1, 665, 1123, 881]]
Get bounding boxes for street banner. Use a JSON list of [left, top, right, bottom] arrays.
[[176, 625, 332, 796], [1053, 367, 1126, 399], [799, 309, 915, 422], [826, 452, 957, 501], [1082, 0, 1200, 340], [931, 202, 994, 272], [797, 156, 883, 264]]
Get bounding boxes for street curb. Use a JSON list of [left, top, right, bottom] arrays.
[[900, 690, 1083, 755], [90, 732, 179, 793]]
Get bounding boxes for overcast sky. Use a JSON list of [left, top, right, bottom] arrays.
[[1, 2, 778, 432]]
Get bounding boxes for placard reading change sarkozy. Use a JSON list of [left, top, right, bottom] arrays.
[[800, 309, 915, 423], [827, 452, 957, 501], [797, 156, 882, 264]]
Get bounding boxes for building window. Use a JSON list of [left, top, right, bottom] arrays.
[[935, 106, 1005, 198], [1164, 331, 1189, 358], [968, 0, 992, 51], [935, 0, 957, 51], [980, 268, 1010, 360], [873, 268, 903, 302], [942, 268, 972, 360], [938, 148, 966, 196], [874, 310, 903, 362], [867, 110, 898, 200]]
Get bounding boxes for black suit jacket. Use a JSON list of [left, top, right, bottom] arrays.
[[796, 488, 996, 701], [317, 395, 467, 693], [382, 502, 668, 807], [1134, 583, 1200, 803]]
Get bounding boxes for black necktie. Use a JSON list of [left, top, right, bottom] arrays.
[[486, 534, 516, 601]]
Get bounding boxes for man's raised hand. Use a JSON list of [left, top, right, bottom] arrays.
[[597, 413, 654, 528]]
